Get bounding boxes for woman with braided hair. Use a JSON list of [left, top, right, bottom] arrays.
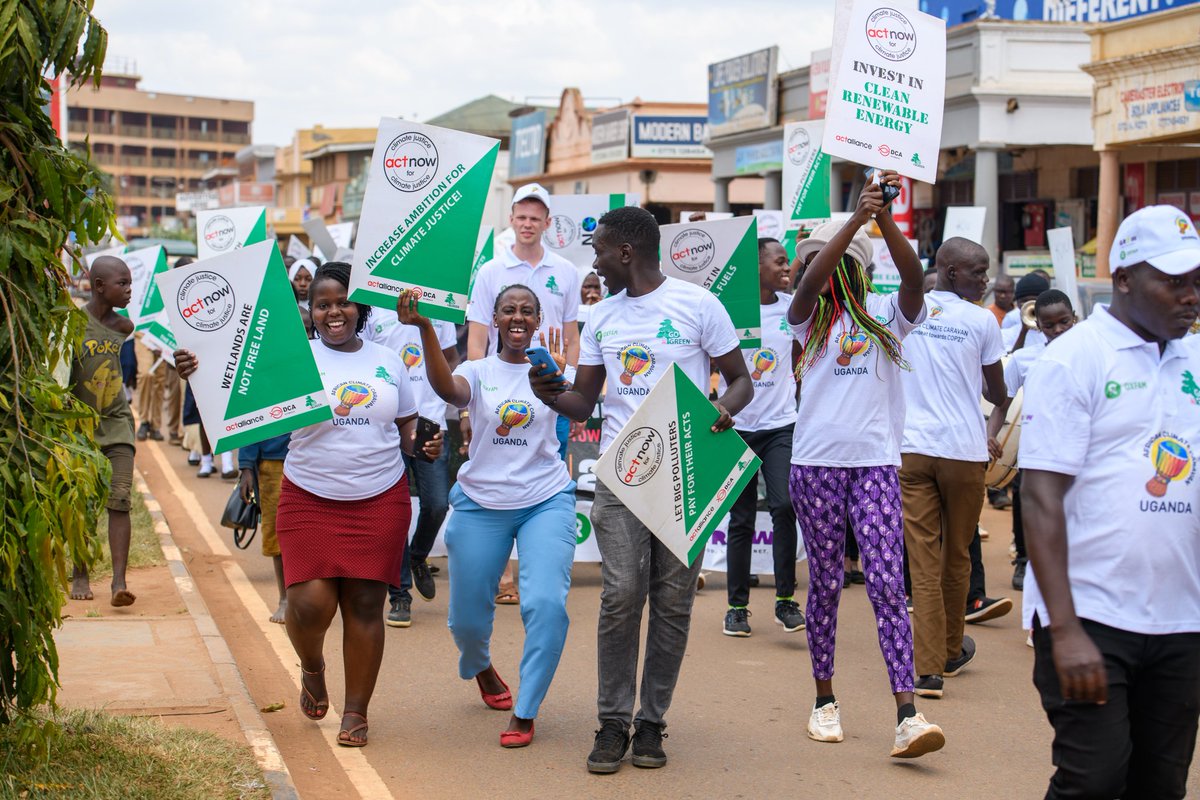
[[785, 171, 945, 759]]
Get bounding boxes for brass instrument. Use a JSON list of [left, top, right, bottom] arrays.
[[1020, 299, 1038, 329]]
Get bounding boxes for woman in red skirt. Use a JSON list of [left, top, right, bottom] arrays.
[[176, 261, 441, 747]]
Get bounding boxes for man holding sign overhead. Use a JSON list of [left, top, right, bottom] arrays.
[[528, 206, 752, 774]]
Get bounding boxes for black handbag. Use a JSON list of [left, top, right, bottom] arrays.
[[220, 467, 259, 550]]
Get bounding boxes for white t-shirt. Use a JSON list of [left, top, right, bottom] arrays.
[[363, 315, 457, 429], [900, 290, 1006, 462], [467, 244, 581, 355], [1001, 307, 1047, 351], [580, 276, 740, 453], [1019, 306, 1200, 635], [717, 293, 798, 432], [453, 355, 571, 509], [790, 291, 926, 467], [285, 339, 418, 501], [1002, 340, 1045, 398]]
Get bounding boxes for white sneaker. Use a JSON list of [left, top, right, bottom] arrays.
[[807, 701, 843, 743], [890, 712, 945, 758]]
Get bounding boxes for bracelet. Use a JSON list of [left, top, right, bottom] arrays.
[[458, 409, 470, 419]]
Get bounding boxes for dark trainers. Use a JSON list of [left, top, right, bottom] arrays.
[[587, 720, 630, 774], [944, 634, 977, 677], [774, 599, 805, 632], [1012, 558, 1027, 591], [723, 607, 751, 637], [136, 422, 151, 441], [412, 561, 436, 601], [914, 674, 944, 698], [631, 722, 668, 768], [965, 596, 1013, 624], [386, 597, 411, 628]]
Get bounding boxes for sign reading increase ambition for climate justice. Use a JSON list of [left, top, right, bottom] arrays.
[[350, 118, 499, 324], [821, 1, 946, 183], [596, 364, 761, 567], [157, 240, 332, 454], [659, 216, 761, 349]]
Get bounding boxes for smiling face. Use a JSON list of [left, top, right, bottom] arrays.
[[493, 286, 540, 354], [310, 277, 359, 350], [759, 241, 790, 293], [510, 199, 550, 247], [292, 266, 312, 301], [592, 224, 630, 296]]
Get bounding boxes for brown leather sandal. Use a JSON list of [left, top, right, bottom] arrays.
[[299, 664, 329, 720], [337, 711, 368, 747]]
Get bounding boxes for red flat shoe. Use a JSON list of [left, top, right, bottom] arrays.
[[476, 672, 513, 710], [500, 721, 534, 748]]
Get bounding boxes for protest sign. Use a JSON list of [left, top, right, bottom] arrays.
[[870, 236, 918, 293], [195, 207, 267, 261], [783, 120, 832, 229], [944, 206, 987, 244], [543, 193, 641, 272], [469, 226, 494, 297], [328, 222, 354, 251], [349, 118, 499, 324], [286, 235, 311, 261], [1046, 226, 1081, 311], [659, 216, 761, 348], [595, 364, 761, 567], [302, 218, 339, 262], [822, 0, 946, 183], [753, 210, 785, 240], [678, 211, 732, 223], [117, 244, 168, 325], [156, 240, 332, 454]]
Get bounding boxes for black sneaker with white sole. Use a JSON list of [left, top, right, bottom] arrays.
[[944, 634, 976, 677], [631, 722, 668, 768], [587, 720, 630, 774], [965, 596, 1013, 624], [411, 560, 436, 601], [723, 607, 751, 637], [774, 599, 805, 632], [914, 674, 944, 698], [386, 597, 411, 628]]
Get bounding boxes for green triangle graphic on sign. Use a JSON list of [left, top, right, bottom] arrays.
[[792, 150, 831, 221], [225, 248, 323, 420], [243, 211, 268, 247], [723, 220, 763, 349], [354, 146, 499, 298], [138, 248, 170, 320], [609, 194, 627, 210]]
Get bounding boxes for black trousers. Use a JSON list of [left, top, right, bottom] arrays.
[[1032, 616, 1200, 799], [1012, 470, 1025, 560], [968, 527, 986, 604], [726, 424, 797, 607]]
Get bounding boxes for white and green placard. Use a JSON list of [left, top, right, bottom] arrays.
[[595, 364, 761, 567], [349, 117, 499, 324], [116, 244, 169, 325], [659, 216, 762, 349], [196, 206, 268, 260], [156, 240, 332, 454], [870, 236, 918, 293], [286, 235, 311, 261], [783, 120, 831, 229], [469, 226, 494, 297], [543, 193, 641, 273]]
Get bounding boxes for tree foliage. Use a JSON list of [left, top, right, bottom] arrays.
[[0, 0, 115, 737]]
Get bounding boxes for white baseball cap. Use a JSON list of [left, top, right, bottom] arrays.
[[512, 183, 550, 211], [1110, 205, 1200, 275]]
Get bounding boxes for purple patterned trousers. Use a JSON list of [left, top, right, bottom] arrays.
[[789, 465, 915, 693]]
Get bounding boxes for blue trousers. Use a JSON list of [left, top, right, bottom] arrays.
[[445, 482, 577, 719]]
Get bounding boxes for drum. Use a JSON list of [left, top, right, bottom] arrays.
[[984, 388, 1023, 490]]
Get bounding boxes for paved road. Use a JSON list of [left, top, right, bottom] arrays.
[[137, 440, 1200, 799]]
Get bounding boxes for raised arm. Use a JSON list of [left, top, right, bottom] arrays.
[[874, 171, 923, 322], [397, 290, 471, 407]]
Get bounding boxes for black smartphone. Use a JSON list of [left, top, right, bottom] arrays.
[[412, 416, 440, 463], [865, 167, 901, 206]]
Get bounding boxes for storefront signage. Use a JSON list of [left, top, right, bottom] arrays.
[[708, 47, 779, 139], [734, 140, 783, 175], [509, 110, 547, 179], [630, 115, 710, 158], [925, 0, 1200, 24], [591, 109, 630, 165]]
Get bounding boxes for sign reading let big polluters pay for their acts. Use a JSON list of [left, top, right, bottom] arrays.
[[659, 216, 762, 349], [349, 118, 500, 324], [596, 364, 762, 568], [195, 206, 268, 261], [157, 240, 332, 454], [822, 1, 946, 183]]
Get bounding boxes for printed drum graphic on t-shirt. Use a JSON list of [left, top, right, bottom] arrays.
[[750, 348, 778, 380], [836, 331, 870, 366], [1144, 433, 1194, 500], [495, 399, 534, 437], [401, 343, 423, 369], [618, 343, 655, 386], [332, 381, 376, 418]]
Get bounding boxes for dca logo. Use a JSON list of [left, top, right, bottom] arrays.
[[383, 132, 438, 193], [203, 214, 236, 251], [176, 270, 235, 332], [669, 229, 716, 274], [614, 426, 664, 487], [866, 7, 917, 62]]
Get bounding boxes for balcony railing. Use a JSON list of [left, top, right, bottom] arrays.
[[151, 127, 177, 139], [186, 130, 217, 142], [150, 157, 177, 168], [118, 124, 148, 138], [221, 132, 251, 145]]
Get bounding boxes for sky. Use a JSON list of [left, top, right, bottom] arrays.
[[91, 0, 837, 146]]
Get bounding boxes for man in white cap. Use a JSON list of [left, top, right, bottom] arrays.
[[1021, 205, 1200, 799], [466, 182, 581, 603]]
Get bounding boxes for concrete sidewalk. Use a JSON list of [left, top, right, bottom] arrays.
[[54, 471, 298, 800]]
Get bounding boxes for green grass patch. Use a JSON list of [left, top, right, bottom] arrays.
[[89, 487, 164, 577], [0, 708, 269, 799]]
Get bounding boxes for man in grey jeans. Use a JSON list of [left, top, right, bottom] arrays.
[[528, 206, 752, 773]]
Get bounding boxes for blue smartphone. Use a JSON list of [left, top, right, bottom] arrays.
[[525, 347, 566, 383]]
